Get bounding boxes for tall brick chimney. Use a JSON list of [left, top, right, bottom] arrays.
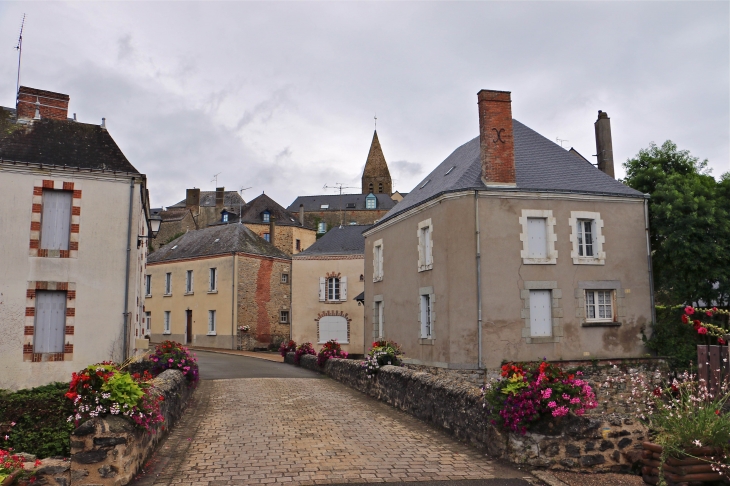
[[16, 86, 69, 120], [269, 216, 276, 247], [186, 188, 200, 216], [594, 111, 615, 178], [478, 90, 516, 186], [215, 187, 225, 212]]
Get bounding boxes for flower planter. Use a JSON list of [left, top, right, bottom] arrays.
[[1, 471, 22, 486], [641, 441, 730, 485]]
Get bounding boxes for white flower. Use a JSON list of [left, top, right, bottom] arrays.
[[694, 440, 702, 447]]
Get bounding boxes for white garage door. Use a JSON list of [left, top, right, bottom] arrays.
[[318, 316, 348, 344]]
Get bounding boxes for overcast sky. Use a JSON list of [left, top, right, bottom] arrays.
[[1, 1, 727, 208]]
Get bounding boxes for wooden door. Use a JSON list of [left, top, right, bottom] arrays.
[[186, 310, 193, 344]]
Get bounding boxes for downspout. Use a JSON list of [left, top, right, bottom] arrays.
[[644, 197, 656, 324], [475, 191, 483, 369], [122, 177, 135, 361], [231, 252, 236, 350], [289, 258, 293, 341]]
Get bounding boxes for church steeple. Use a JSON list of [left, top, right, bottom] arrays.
[[361, 130, 392, 195]]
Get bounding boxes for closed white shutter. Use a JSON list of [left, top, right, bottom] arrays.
[[34, 291, 66, 353], [420, 295, 431, 338], [377, 301, 384, 338], [529, 290, 552, 337], [40, 190, 72, 250], [319, 316, 348, 343], [527, 218, 547, 258], [319, 277, 326, 302], [340, 276, 348, 301]]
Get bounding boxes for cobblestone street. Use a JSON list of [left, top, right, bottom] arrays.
[[133, 352, 534, 486]]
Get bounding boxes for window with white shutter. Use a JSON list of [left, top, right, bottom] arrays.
[[420, 294, 432, 338], [164, 311, 171, 333], [375, 301, 384, 338], [209, 268, 217, 292], [40, 190, 72, 251], [186, 270, 194, 293], [519, 210, 557, 264], [318, 316, 348, 343], [145, 312, 151, 332], [208, 310, 216, 334], [527, 218, 547, 258], [373, 239, 383, 282], [165, 273, 172, 295], [34, 290, 66, 353], [529, 290, 552, 337], [340, 276, 347, 301], [417, 220, 433, 272], [319, 277, 326, 302]]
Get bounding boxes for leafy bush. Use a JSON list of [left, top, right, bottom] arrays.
[[482, 361, 597, 434], [279, 340, 297, 358], [317, 340, 348, 367], [149, 341, 199, 383], [363, 340, 403, 378], [0, 382, 73, 458], [294, 342, 316, 365]]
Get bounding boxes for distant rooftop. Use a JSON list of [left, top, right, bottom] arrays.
[[287, 193, 397, 212], [296, 224, 369, 257], [169, 191, 244, 209]]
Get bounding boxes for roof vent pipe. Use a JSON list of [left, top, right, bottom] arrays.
[[73, 113, 77, 122], [101, 117, 106, 129], [594, 110, 615, 178], [33, 98, 41, 120]]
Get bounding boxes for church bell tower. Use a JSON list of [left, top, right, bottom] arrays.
[[361, 130, 392, 195]]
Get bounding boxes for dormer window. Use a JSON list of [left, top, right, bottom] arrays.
[[222, 213, 229, 222], [262, 211, 270, 223], [365, 193, 377, 209]]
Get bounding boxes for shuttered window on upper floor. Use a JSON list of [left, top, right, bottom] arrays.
[[40, 190, 72, 250]]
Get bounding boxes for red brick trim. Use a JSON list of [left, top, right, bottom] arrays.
[[73, 190, 82, 199], [65, 326, 74, 335], [63, 182, 74, 190], [64, 344, 73, 353], [66, 308, 75, 317], [33, 187, 43, 196], [42, 180, 54, 188], [30, 221, 40, 231], [67, 290, 76, 300], [23, 344, 33, 354], [31, 203, 42, 213], [71, 206, 81, 216], [26, 289, 35, 299], [70, 224, 79, 234], [30, 180, 81, 259], [325, 272, 342, 279], [25, 307, 35, 316], [69, 241, 78, 251], [315, 310, 352, 344], [25, 280, 75, 363], [24, 326, 34, 335]]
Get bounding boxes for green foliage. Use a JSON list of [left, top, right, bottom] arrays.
[[643, 306, 704, 370], [101, 368, 144, 408], [622, 141, 730, 307], [162, 232, 185, 248], [0, 382, 74, 458]]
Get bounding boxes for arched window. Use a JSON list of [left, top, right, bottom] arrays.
[[378, 183, 383, 193], [368, 183, 374, 193]]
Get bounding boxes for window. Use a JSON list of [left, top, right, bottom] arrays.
[[519, 210, 557, 264], [263, 233, 270, 242], [319, 276, 347, 302], [375, 300, 384, 339], [208, 310, 216, 334], [529, 290, 552, 337], [327, 277, 340, 301], [281, 273, 289, 284], [368, 183, 374, 193], [585, 290, 615, 322], [262, 211, 270, 223], [317, 222, 327, 234], [318, 315, 348, 343], [280, 310, 290, 324], [209, 268, 217, 292], [296, 239, 301, 251], [378, 182, 383, 193], [420, 294, 432, 339], [145, 275, 151, 296], [145, 312, 151, 333], [365, 194, 376, 209], [165, 273, 172, 295], [40, 189, 72, 251], [222, 213, 229, 223], [164, 311, 171, 333], [34, 290, 66, 353], [346, 202, 356, 209], [373, 240, 383, 281], [569, 211, 605, 265], [185, 270, 193, 293], [417, 219, 433, 271], [320, 204, 329, 209]]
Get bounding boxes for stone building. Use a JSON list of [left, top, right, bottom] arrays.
[[0, 86, 152, 390], [237, 193, 316, 255], [287, 131, 400, 233], [363, 89, 653, 370], [291, 225, 368, 356], [145, 224, 291, 350]]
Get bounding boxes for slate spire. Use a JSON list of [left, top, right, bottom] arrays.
[[361, 130, 392, 195]]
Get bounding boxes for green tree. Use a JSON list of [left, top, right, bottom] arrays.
[[623, 141, 729, 306]]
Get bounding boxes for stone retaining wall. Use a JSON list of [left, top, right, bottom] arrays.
[[285, 353, 647, 473]]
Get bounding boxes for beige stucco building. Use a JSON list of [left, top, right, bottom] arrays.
[[363, 89, 653, 370], [0, 87, 151, 390], [291, 225, 367, 356], [146, 224, 292, 349]]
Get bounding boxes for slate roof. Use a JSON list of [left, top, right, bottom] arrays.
[[297, 224, 369, 257], [287, 193, 397, 212], [168, 191, 244, 209], [239, 193, 311, 228], [378, 119, 644, 225], [148, 224, 290, 263], [0, 115, 140, 173]]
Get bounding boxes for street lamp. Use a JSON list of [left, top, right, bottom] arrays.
[[138, 214, 162, 248]]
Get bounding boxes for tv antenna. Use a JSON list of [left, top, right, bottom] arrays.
[[238, 186, 252, 223], [14, 14, 25, 101], [323, 182, 359, 228], [211, 172, 222, 186], [374, 113, 377, 130], [555, 137, 568, 148]]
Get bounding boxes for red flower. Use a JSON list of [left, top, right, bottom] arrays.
[[698, 327, 708, 335], [713, 307, 718, 312], [716, 410, 721, 415], [682, 315, 689, 324], [706, 310, 714, 317], [653, 387, 662, 397], [685, 306, 695, 315], [719, 338, 726, 345], [693, 320, 702, 330]]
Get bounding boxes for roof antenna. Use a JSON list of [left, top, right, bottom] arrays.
[[555, 137, 568, 148], [14, 14, 25, 103], [211, 172, 221, 187], [323, 182, 358, 228], [238, 186, 252, 223], [374, 113, 377, 130]]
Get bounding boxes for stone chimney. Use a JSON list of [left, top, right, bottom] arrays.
[[215, 187, 225, 212], [185, 188, 200, 215], [299, 204, 305, 226], [594, 111, 615, 178], [477, 89, 516, 186], [269, 216, 276, 247], [16, 86, 70, 120]]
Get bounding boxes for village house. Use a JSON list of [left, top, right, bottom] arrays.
[[145, 224, 291, 350], [0, 86, 152, 390], [287, 131, 399, 233], [291, 225, 368, 356], [363, 89, 653, 370], [237, 193, 316, 255]]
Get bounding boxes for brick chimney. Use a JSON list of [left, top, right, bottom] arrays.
[[478, 89, 516, 186], [299, 204, 305, 226], [215, 187, 225, 212], [269, 216, 276, 247], [185, 188, 200, 215], [594, 111, 615, 178], [16, 86, 69, 120]]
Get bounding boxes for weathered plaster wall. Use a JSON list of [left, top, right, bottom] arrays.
[[244, 223, 316, 256]]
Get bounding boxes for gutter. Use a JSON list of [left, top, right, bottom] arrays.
[[644, 197, 656, 324], [122, 177, 135, 360], [231, 251, 236, 350], [475, 191, 483, 369]]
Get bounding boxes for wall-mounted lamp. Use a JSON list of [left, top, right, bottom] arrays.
[[138, 214, 162, 248]]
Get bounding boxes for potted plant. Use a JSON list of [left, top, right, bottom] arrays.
[[363, 340, 403, 378]]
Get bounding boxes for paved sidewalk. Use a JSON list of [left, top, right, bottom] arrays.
[[186, 346, 285, 362]]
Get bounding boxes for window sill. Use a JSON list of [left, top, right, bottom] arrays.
[[522, 258, 557, 265], [419, 338, 435, 345], [184, 292, 194, 296], [318, 341, 349, 345], [418, 265, 433, 273], [582, 321, 621, 328], [145, 294, 152, 298], [207, 290, 218, 294], [163, 331, 171, 335], [572, 257, 605, 265], [526, 336, 559, 344], [373, 277, 383, 283], [163, 293, 172, 297], [322, 300, 344, 305], [207, 332, 217, 336], [280, 322, 290, 325]]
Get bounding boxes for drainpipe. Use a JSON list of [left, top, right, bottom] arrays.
[[644, 197, 656, 324], [231, 251, 236, 350], [122, 178, 135, 361], [475, 191, 483, 369]]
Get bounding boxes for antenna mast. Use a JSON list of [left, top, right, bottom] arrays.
[[323, 182, 359, 228], [238, 186, 252, 223], [211, 172, 222, 187], [15, 14, 25, 102]]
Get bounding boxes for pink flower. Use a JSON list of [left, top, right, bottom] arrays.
[[548, 401, 557, 408], [562, 393, 570, 400], [541, 388, 552, 399], [685, 306, 695, 315], [698, 327, 708, 335], [168, 358, 174, 363], [706, 310, 714, 317]]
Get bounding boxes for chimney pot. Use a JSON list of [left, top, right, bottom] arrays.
[[101, 117, 106, 128], [186, 188, 201, 214], [477, 89, 516, 186], [594, 110, 615, 178], [215, 187, 225, 211]]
